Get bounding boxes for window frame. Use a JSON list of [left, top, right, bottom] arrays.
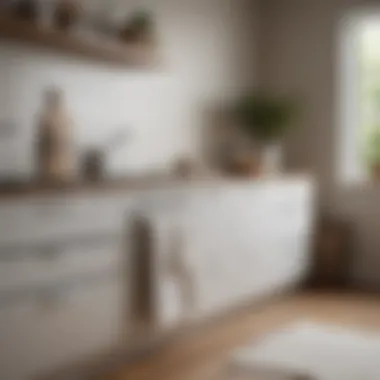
[[337, 11, 365, 184]]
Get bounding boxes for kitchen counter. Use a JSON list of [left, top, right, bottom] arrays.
[[0, 175, 314, 380], [0, 173, 311, 200]]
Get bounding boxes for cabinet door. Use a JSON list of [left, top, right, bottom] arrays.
[[185, 187, 264, 316], [255, 183, 314, 293], [0, 277, 124, 380]]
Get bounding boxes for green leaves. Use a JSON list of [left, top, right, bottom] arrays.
[[127, 9, 155, 34], [363, 125, 380, 166], [234, 92, 299, 142]]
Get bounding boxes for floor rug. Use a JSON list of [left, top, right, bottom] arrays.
[[231, 322, 380, 380]]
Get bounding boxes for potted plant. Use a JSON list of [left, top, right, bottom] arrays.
[[234, 91, 299, 175], [363, 125, 380, 180], [119, 9, 156, 65], [119, 10, 155, 45]]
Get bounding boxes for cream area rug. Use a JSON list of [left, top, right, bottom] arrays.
[[232, 322, 380, 380]]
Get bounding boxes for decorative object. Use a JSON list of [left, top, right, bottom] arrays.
[[119, 9, 157, 65], [36, 87, 74, 184], [53, 0, 82, 31], [120, 9, 155, 44], [234, 92, 299, 175], [81, 148, 104, 182], [363, 125, 380, 180], [12, 0, 38, 22], [230, 150, 262, 177], [308, 216, 353, 289], [81, 129, 131, 181], [172, 157, 195, 179], [205, 108, 252, 176]]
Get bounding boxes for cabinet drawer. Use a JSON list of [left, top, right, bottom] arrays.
[[0, 276, 124, 380], [0, 240, 123, 292], [0, 195, 131, 245]]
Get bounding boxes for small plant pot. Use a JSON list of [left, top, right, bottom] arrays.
[[53, 0, 81, 31], [120, 28, 156, 61], [260, 143, 283, 175], [247, 158, 262, 177], [173, 158, 194, 179], [81, 149, 105, 182], [231, 152, 261, 177]]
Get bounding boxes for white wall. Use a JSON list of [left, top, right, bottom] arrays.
[[0, 0, 257, 179], [259, 0, 380, 286]]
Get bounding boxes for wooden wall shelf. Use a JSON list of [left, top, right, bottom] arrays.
[[0, 12, 156, 67]]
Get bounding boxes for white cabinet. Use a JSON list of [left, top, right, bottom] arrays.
[[0, 194, 134, 380], [158, 179, 315, 323], [0, 178, 315, 379]]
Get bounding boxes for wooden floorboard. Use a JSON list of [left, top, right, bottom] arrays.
[[99, 291, 380, 380]]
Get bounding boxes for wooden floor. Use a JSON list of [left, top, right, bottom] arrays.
[[101, 291, 380, 380]]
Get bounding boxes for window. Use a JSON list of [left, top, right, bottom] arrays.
[[339, 12, 380, 183]]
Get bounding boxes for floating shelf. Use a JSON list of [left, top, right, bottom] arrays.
[[0, 12, 157, 67]]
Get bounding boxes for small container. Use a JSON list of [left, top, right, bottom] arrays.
[[36, 88, 74, 184], [172, 158, 194, 179], [53, 0, 82, 31], [81, 149, 104, 182]]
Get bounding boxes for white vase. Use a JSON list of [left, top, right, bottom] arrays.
[[262, 143, 283, 175]]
